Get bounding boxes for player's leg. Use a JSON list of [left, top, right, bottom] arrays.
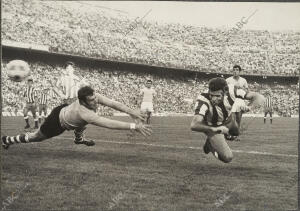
[[2, 104, 69, 150], [38, 104, 43, 123], [205, 133, 233, 163], [224, 112, 240, 141], [269, 111, 273, 124], [264, 110, 267, 124], [31, 105, 39, 129], [23, 105, 30, 129], [2, 129, 48, 149], [146, 111, 151, 124], [74, 127, 95, 146], [140, 102, 147, 124], [146, 102, 154, 124], [41, 105, 47, 122]]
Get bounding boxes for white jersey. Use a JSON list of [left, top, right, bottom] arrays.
[[57, 74, 80, 99], [226, 76, 248, 90], [140, 87, 156, 103]]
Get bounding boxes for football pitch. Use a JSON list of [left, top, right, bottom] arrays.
[[1, 116, 298, 211]]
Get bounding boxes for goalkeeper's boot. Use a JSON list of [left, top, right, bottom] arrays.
[[74, 138, 95, 146], [2, 136, 10, 150]]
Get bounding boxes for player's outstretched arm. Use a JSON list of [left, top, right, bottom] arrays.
[[96, 94, 146, 121], [191, 115, 228, 134], [88, 115, 152, 136]]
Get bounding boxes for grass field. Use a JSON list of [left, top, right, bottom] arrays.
[[1, 116, 298, 211]]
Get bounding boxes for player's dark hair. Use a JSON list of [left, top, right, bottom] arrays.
[[147, 80, 152, 83], [208, 77, 229, 93], [78, 86, 94, 104], [233, 65, 242, 71]]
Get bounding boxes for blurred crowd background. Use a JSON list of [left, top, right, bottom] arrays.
[[1, 0, 299, 116], [2, 0, 300, 76]]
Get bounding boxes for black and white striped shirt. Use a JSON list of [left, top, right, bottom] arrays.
[[23, 86, 37, 103], [194, 84, 247, 126], [39, 90, 55, 105], [264, 95, 272, 109]]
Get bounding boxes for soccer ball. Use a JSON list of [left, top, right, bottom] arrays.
[[6, 60, 31, 82]]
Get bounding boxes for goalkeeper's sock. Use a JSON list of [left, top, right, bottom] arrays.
[[264, 117, 266, 124], [270, 118, 272, 124], [2, 134, 29, 146]]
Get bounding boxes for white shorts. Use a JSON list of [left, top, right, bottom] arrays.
[[141, 102, 154, 113], [231, 98, 247, 113]]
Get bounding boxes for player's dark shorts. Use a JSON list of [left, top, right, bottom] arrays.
[[264, 108, 273, 116], [40, 104, 68, 138], [25, 102, 37, 112], [39, 104, 47, 114]]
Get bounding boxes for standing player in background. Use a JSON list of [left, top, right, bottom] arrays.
[[191, 77, 264, 163], [56, 61, 82, 104], [226, 65, 248, 141], [38, 86, 55, 123], [22, 77, 39, 129], [264, 90, 273, 124], [139, 79, 156, 124], [226, 65, 248, 90]]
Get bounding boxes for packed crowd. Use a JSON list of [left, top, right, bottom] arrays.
[[2, 60, 299, 116], [2, 0, 300, 76]]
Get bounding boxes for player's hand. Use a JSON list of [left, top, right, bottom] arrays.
[[213, 126, 229, 134], [135, 122, 152, 137], [130, 110, 147, 122]]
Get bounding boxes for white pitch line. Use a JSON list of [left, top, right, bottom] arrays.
[[58, 137, 298, 158]]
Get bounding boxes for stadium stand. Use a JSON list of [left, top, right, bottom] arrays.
[[2, 0, 300, 76]]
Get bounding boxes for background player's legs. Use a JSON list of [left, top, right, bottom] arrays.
[[31, 107, 39, 129], [264, 111, 268, 124], [146, 111, 151, 124], [205, 133, 233, 163], [23, 106, 30, 129], [38, 105, 43, 123], [270, 111, 273, 124], [2, 129, 48, 149]]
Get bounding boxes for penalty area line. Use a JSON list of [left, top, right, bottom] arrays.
[[58, 137, 298, 158]]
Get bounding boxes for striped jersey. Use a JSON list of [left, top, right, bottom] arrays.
[[194, 84, 247, 126], [23, 86, 37, 103], [264, 95, 272, 109], [39, 90, 54, 105]]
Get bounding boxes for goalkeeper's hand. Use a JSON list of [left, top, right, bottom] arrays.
[[135, 122, 152, 137]]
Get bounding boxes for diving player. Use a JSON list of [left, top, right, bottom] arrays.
[[191, 77, 264, 163], [2, 86, 152, 149]]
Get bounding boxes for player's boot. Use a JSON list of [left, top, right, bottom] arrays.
[[203, 139, 211, 154], [74, 139, 95, 146], [24, 124, 30, 129], [2, 136, 10, 150]]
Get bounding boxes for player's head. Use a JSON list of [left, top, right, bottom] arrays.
[[232, 65, 242, 77], [43, 87, 49, 93], [146, 79, 152, 88], [65, 61, 75, 75], [208, 77, 229, 106], [78, 86, 97, 110], [27, 77, 33, 86]]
